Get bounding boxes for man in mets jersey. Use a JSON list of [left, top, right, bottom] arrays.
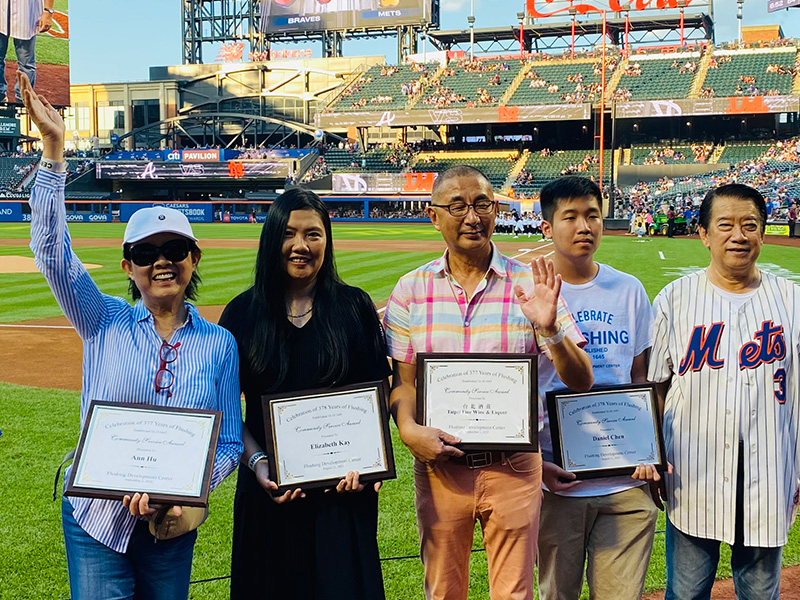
[[649, 183, 800, 599]]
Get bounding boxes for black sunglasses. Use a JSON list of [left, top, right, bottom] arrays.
[[128, 239, 194, 267]]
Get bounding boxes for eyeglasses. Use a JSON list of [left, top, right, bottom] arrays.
[[429, 201, 495, 217], [155, 341, 180, 397], [129, 239, 194, 267]]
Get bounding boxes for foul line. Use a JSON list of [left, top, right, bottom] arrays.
[[511, 242, 553, 261], [0, 323, 73, 330]]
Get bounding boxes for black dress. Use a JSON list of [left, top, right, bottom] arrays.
[[220, 286, 391, 600]]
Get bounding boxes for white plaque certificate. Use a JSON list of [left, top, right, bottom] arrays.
[[65, 402, 221, 507], [262, 382, 395, 491], [416, 353, 538, 451], [546, 384, 667, 478]]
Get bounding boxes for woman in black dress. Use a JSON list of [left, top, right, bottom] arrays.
[[220, 188, 390, 600]]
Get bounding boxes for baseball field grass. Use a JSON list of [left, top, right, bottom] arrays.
[[1, 222, 799, 599]]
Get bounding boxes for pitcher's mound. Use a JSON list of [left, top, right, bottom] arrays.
[[0, 256, 102, 274]]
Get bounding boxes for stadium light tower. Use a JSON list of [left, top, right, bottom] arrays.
[[737, 0, 744, 46], [468, 0, 475, 60]]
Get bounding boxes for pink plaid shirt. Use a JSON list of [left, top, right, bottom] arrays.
[[383, 245, 585, 363]]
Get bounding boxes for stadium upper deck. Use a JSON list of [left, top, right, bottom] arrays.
[[321, 43, 800, 114]]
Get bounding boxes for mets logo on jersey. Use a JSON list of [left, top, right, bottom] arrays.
[[679, 320, 788, 402]]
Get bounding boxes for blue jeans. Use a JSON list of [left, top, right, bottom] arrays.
[[0, 33, 36, 102], [62, 498, 197, 600], [665, 447, 783, 600]]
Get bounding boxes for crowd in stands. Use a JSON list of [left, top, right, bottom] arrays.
[[639, 144, 712, 165], [368, 207, 427, 219], [328, 207, 364, 219], [301, 156, 330, 182], [422, 84, 467, 108], [461, 60, 513, 74], [614, 138, 800, 231]]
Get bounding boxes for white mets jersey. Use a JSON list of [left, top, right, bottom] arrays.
[[0, 0, 44, 40], [649, 269, 800, 547]]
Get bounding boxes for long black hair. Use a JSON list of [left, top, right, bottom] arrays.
[[243, 188, 371, 391]]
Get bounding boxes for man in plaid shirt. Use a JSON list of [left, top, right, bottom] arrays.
[[383, 165, 593, 600]]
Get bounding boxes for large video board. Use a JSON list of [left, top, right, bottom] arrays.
[[96, 161, 291, 180], [260, 0, 435, 35], [2, 0, 70, 106]]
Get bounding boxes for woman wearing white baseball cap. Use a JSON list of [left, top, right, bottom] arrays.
[[21, 73, 243, 600]]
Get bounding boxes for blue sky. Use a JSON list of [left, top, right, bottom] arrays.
[[69, 0, 800, 84]]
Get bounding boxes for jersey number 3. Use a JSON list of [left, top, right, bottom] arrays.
[[774, 368, 787, 404]]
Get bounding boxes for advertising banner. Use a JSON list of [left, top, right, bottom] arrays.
[[316, 103, 591, 129], [765, 223, 789, 236], [1, 0, 71, 106], [260, 0, 435, 35], [0, 118, 19, 135], [182, 149, 221, 162], [615, 96, 800, 118], [332, 172, 437, 193], [0, 202, 22, 221], [119, 203, 213, 224], [96, 161, 291, 180], [767, 0, 800, 12]]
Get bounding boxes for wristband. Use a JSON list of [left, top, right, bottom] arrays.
[[44, 7, 54, 13], [539, 323, 566, 346], [39, 159, 66, 173], [248, 451, 267, 471]]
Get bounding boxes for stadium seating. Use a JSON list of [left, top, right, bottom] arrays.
[[420, 59, 523, 109], [618, 53, 700, 100], [322, 147, 412, 173], [630, 144, 713, 164], [702, 48, 797, 97], [328, 63, 434, 112], [512, 149, 613, 196], [716, 142, 775, 164], [507, 59, 608, 106], [0, 157, 38, 190], [413, 151, 519, 189]]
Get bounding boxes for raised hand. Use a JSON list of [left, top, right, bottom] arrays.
[[18, 72, 65, 149], [514, 257, 562, 335]]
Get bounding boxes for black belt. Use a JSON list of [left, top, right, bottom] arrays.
[[450, 450, 506, 469]]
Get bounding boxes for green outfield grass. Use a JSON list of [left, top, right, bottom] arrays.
[[1, 226, 799, 599], [0, 222, 444, 241]]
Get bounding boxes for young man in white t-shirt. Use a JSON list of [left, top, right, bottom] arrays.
[[536, 176, 660, 600]]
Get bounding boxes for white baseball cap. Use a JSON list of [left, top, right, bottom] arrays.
[[123, 207, 198, 246]]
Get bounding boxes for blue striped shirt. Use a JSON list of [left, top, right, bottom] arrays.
[[29, 169, 243, 553], [0, 0, 44, 40]]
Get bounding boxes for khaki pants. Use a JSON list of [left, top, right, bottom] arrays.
[[537, 486, 658, 600], [414, 452, 542, 600]]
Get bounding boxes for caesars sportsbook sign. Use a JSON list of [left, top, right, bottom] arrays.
[[260, 0, 437, 34]]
